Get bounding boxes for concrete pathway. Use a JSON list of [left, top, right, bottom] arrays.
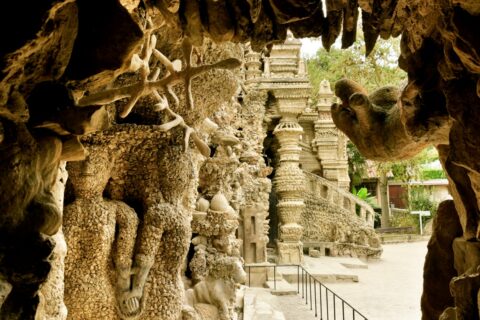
[[245, 287, 316, 320], [248, 241, 428, 320], [326, 241, 428, 320]]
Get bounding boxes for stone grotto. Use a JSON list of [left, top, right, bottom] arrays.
[[0, 1, 479, 320]]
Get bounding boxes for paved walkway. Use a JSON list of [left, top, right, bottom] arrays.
[[247, 241, 428, 320], [326, 241, 428, 320]]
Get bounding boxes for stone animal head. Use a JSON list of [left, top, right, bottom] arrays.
[[231, 259, 247, 284]]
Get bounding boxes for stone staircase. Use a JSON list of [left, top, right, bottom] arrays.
[[303, 171, 375, 227], [243, 262, 370, 320], [300, 171, 382, 259]]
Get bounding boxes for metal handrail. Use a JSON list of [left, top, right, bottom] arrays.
[[244, 264, 368, 320]]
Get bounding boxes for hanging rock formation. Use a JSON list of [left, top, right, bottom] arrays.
[[0, 0, 479, 319]]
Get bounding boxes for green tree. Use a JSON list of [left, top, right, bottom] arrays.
[[306, 33, 428, 228], [307, 35, 406, 100]]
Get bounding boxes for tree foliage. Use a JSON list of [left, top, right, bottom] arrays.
[[306, 36, 406, 99]]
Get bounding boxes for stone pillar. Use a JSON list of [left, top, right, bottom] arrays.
[[262, 56, 271, 78], [273, 108, 305, 264], [244, 49, 262, 81], [297, 58, 306, 77], [314, 80, 350, 191], [242, 205, 268, 264]]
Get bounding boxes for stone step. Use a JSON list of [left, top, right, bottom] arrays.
[[245, 287, 319, 320], [244, 287, 286, 320], [280, 267, 359, 284], [327, 256, 368, 269], [264, 279, 298, 296], [275, 256, 360, 284]]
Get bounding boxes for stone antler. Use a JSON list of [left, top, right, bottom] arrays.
[[76, 31, 240, 157], [152, 95, 211, 157], [76, 36, 241, 117]]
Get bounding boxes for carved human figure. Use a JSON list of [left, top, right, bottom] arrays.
[[112, 144, 193, 320], [63, 146, 138, 320]]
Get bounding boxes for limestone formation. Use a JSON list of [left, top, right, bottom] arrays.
[[0, 0, 479, 319], [37, 163, 69, 320], [421, 200, 463, 320]]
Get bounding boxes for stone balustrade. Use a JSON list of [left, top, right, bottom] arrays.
[[303, 171, 375, 227]]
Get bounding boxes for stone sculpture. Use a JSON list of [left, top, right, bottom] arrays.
[[61, 30, 240, 320], [0, 0, 480, 319], [187, 193, 246, 320], [64, 145, 138, 319]]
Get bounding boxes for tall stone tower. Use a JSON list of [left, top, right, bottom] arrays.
[[313, 80, 350, 191], [244, 32, 310, 264]]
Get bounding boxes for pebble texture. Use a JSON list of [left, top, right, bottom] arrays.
[[0, 0, 479, 319]]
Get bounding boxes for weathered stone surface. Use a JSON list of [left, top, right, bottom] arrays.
[[0, 0, 479, 318], [64, 0, 143, 80], [421, 200, 463, 320]]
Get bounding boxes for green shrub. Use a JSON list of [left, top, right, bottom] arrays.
[[390, 187, 438, 232], [421, 169, 446, 180]]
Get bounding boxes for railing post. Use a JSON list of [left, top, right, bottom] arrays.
[[303, 270, 308, 305], [314, 280, 317, 317], [360, 207, 366, 220], [302, 268, 304, 298], [297, 265, 300, 294], [310, 274, 312, 309], [333, 293, 336, 319], [326, 287, 329, 320], [274, 265, 277, 291], [319, 283, 323, 320]]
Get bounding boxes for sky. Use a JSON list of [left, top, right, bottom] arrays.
[[300, 38, 323, 58]]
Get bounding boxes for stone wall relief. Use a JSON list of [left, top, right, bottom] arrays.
[[63, 126, 198, 320], [64, 146, 138, 319], [185, 193, 246, 320]]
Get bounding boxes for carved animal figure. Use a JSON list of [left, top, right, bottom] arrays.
[[186, 258, 246, 320]]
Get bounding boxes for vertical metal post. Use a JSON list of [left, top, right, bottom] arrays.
[[319, 283, 323, 320], [326, 288, 329, 320], [248, 266, 251, 287], [302, 268, 305, 298], [333, 294, 336, 319], [274, 265, 277, 291], [310, 275, 313, 309], [314, 280, 317, 317], [297, 265, 300, 293], [342, 301, 345, 320], [333, 293, 337, 320], [305, 272, 308, 305]]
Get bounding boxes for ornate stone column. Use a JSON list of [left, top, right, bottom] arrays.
[[245, 32, 310, 265], [314, 80, 350, 191], [273, 101, 306, 264], [244, 48, 262, 81]]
